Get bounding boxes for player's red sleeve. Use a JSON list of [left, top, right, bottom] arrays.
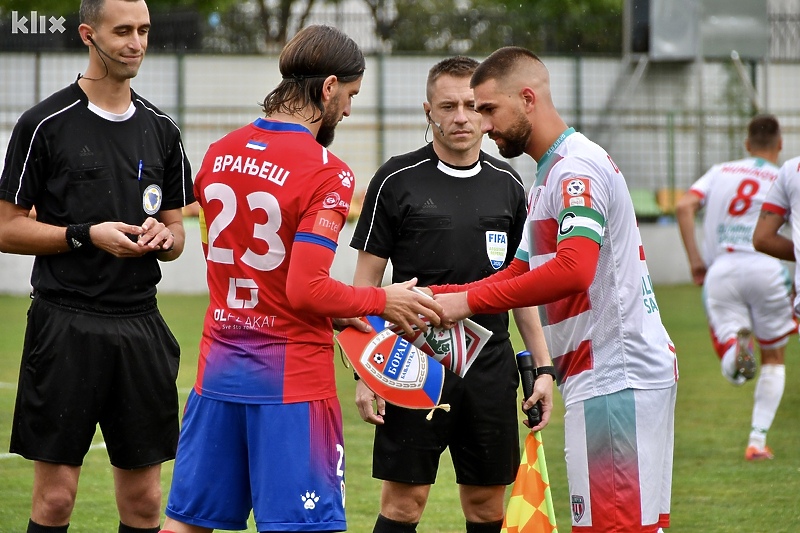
[[431, 257, 529, 294], [466, 236, 600, 315], [286, 240, 387, 317]]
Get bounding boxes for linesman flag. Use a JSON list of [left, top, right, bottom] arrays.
[[502, 431, 558, 533]]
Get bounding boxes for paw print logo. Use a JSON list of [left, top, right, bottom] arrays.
[[373, 353, 385, 365], [338, 170, 353, 188], [301, 491, 319, 510]]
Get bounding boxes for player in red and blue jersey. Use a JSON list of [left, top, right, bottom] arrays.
[[162, 26, 441, 533]]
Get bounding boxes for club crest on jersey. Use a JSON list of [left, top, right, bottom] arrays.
[[485, 231, 508, 270], [562, 177, 592, 208], [142, 184, 162, 215], [571, 495, 585, 522], [323, 192, 341, 209]]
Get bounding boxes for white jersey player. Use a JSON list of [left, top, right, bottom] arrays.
[[677, 114, 795, 461], [433, 48, 678, 533]]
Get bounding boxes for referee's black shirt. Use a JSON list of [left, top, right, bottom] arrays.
[[0, 82, 195, 307], [351, 143, 527, 343]]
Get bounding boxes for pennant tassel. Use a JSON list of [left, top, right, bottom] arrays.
[[502, 431, 558, 533], [424, 403, 451, 420]]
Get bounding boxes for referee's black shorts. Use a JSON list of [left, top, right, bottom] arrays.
[[372, 340, 520, 486], [10, 294, 181, 469]]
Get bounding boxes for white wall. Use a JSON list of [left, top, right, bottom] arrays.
[[4, 53, 800, 199]]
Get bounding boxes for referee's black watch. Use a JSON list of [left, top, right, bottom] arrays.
[[535, 365, 557, 382]]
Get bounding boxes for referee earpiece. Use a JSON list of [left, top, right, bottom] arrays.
[[427, 112, 445, 136]]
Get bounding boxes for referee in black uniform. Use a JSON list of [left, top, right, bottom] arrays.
[[350, 56, 549, 533], [0, 0, 194, 532]]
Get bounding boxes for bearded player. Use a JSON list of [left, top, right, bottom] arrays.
[[161, 25, 441, 533], [433, 47, 678, 532]]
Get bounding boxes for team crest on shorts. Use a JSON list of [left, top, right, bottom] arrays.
[[485, 231, 508, 270], [142, 184, 163, 215], [571, 494, 585, 523]]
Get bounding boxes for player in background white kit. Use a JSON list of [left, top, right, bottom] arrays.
[[755, 155, 800, 293], [676, 114, 796, 461]]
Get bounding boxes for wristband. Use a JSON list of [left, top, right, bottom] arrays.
[[535, 365, 557, 382], [65, 223, 94, 251]]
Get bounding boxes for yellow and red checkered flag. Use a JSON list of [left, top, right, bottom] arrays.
[[502, 431, 558, 533]]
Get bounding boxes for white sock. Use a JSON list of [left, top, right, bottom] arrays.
[[749, 364, 785, 448]]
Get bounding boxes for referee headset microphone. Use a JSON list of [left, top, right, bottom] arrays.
[[88, 35, 127, 65], [426, 112, 445, 136], [80, 34, 126, 81]]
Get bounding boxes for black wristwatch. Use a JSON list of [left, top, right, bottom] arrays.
[[535, 365, 557, 382]]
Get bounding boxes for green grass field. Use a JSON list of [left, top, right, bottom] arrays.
[[1, 285, 799, 532]]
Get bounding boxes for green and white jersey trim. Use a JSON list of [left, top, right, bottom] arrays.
[[556, 206, 605, 245]]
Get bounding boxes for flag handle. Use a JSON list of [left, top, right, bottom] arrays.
[[516, 350, 542, 426]]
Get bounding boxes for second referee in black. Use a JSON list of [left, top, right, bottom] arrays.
[[350, 56, 550, 533]]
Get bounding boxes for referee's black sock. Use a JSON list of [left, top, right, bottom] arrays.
[[26, 520, 69, 532], [465, 519, 503, 533], [373, 513, 418, 532], [118, 523, 160, 533]]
